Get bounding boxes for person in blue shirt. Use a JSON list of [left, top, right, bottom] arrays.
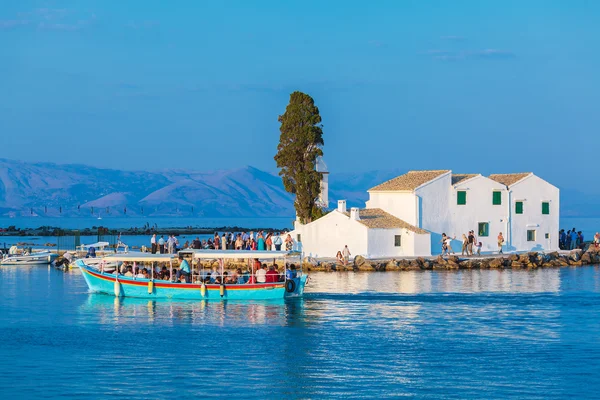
[[176, 255, 191, 283], [285, 264, 297, 280], [570, 229, 578, 250]]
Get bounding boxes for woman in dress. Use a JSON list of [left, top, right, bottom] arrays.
[[257, 232, 266, 251], [336, 251, 343, 265], [285, 234, 294, 251]]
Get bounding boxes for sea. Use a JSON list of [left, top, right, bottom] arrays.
[[1, 266, 599, 398], [0, 216, 598, 251]]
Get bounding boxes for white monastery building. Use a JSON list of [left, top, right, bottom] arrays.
[[291, 169, 559, 258]]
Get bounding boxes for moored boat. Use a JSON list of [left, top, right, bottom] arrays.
[[1, 249, 58, 266], [77, 250, 307, 300]]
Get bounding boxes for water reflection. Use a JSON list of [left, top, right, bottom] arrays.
[[79, 293, 307, 327], [307, 269, 562, 294]]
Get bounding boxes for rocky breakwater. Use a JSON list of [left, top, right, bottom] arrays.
[[303, 246, 600, 272]]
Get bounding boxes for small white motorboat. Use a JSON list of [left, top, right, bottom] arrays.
[[1, 247, 58, 266]]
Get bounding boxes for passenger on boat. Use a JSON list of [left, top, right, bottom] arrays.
[[265, 265, 278, 283], [256, 264, 267, 283], [143, 269, 150, 279], [257, 232, 266, 250], [176, 256, 191, 283], [136, 269, 145, 279], [235, 235, 243, 250], [210, 267, 219, 283], [125, 267, 134, 277], [286, 264, 297, 280], [250, 238, 257, 251], [158, 235, 165, 254], [192, 237, 201, 249], [86, 246, 96, 258]]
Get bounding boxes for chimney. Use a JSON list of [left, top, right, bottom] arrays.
[[337, 200, 347, 213], [350, 207, 360, 220]]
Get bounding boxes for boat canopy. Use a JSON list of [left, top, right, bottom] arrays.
[[184, 250, 297, 260], [79, 242, 110, 249], [101, 253, 175, 263]]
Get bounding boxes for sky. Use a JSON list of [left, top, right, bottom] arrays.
[[1, 0, 599, 191]]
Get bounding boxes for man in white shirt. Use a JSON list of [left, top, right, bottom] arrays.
[[255, 264, 267, 283], [150, 234, 157, 254], [342, 245, 351, 266]]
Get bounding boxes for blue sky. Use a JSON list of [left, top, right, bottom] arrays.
[[1, 0, 598, 191]]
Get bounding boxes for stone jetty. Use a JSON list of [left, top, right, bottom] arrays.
[[303, 245, 600, 272]]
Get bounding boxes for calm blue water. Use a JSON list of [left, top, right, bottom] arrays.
[[1, 267, 600, 398]]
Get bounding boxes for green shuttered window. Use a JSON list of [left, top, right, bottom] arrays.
[[515, 201, 523, 214], [492, 191, 502, 205], [542, 202, 550, 215], [457, 191, 467, 205], [478, 222, 489, 237]]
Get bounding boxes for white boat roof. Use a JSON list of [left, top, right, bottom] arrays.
[[80, 242, 110, 249], [183, 250, 296, 260], [101, 253, 175, 262]]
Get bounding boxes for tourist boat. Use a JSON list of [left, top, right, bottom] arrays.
[[1, 247, 58, 266], [76, 250, 308, 300]]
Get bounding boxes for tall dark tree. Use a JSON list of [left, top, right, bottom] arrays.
[[275, 91, 324, 224]]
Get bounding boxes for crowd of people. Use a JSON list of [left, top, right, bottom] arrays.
[[559, 228, 586, 250], [441, 231, 487, 256], [149, 231, 295, 254], [117, 257, 299, 285]]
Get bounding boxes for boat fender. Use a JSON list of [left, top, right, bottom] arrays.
[[148, 280, 154, 294], [220, 283, 225, 298], [200, 282, 206, 297], [285, 280, 296, 293], [114, 279, 121, 297]]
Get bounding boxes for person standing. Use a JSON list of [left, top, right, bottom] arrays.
[[257, 232, 265, 251], [565, 229, 572, 250], [265, 232, 273, 251], [167, 235, 175, 254], [158, 235, 165, 254], [461, 234, 469, 256], [342, 245, 351, 266], [151, 234, 157, 254], [235, 234, 244, 250], [285, 234, 294, 251], [497, 232, 505, 254], [273, 233, 283, 251], [467, 230, 476, 256], [570, 229, 578, 250]]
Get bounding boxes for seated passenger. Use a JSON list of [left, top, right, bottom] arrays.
[[86, 246, 96, 258], [176, 255, 191, 283], [265, 265, 279, 283], [256, 264, 267, 283], [136, 268, 145, 279], [125, 267, 134, 277], [225, 271, 237, 284], [286, 264, 298, 280]]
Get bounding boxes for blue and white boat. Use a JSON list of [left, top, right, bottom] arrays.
[[77, 250, 307, 300], [1, 246, 58, 266]]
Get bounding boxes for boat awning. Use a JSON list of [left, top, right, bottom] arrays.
[[186, 250, 297, 260], [101, 253, 175, 262], [79, 242, 110, 249]]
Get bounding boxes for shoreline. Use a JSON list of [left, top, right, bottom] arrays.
[[302, 247, 600, 272]]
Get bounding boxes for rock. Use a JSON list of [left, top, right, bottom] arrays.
[[509, 254, 519, 261], [354, 255, 366, 267], [480, 260, 490, 269], [511, 261, 524, 268], [547, 251, 559, 260], [436, 255, 447, 265], [447, 260, 459, 269], [449, 255, 460, 263], [357, 263, 374, 271], [569, 250, 582, 262], [422, 261, 433, 270], [581, 253, 592, 265]]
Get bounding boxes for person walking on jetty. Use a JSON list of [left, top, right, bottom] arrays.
[[150, 234, 157, 254], [158, 235, 165, 254], [559, 229, 566, 249], [497, 232, 505, 254], [167, 235, 175, 254], [565, 229, 572, 250], [441, 234, 448, 255], [468, 230, 476, 256], [342, 245, 351, 266], [461, 234, 469, 256]]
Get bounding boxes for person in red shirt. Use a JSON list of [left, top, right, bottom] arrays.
[[265, 265, 279, 283]]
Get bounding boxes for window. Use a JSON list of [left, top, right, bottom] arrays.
[[542, 202, 550, 215], [492, 191, 502, 205], [457, 191, 467, 205], [515, 201, 523, 214], [394, 235, 402, 247], [296, 234, 302, 243], [545, 233, 550, 239], [527, 230, 536, 241], [478, 222, 489, 237]]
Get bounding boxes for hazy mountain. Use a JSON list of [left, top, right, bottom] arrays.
[[0, 159, 594, 218]]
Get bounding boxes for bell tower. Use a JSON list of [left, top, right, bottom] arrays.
[[316, 156, 329, 208]]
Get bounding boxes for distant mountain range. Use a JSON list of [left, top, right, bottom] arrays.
[[0, 159, 592, 218]]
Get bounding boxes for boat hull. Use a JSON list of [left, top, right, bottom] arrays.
[[77, 261, 307, 300]]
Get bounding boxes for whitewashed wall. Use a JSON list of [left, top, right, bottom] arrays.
[[290, 211, 368, 259], [365, 192, 417, 225], [508, 175, 559, 252], [448, 175, 509, 253], [414, 172, 452, 254], [366, 228, 430, 258]]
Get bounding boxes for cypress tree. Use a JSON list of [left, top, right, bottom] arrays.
[[274, 91, 324, 224]]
